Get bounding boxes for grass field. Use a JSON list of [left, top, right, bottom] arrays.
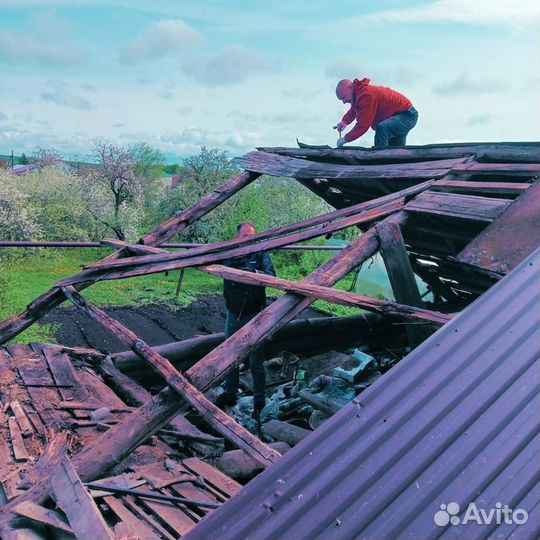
[[0, 249, 390, 344]]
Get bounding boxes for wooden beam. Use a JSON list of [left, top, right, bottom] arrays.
[[405, 191, 511, 221], [256, 143, 540, 164], [233, 150, 468, 179], [0, 171, 259, 345], [50, 457, 115, 540], [451, 162, 540, 176], [61, 286, 281, 468], [376, 216, 429, 347], [57, 200, 402, 286], [8, 417, 29, 462], [431, 180, 531, 195], [201, 264, 450, 325]]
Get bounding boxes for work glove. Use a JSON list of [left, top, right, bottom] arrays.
[[336, 136, 347, 148], [333, 121, 347, 132]]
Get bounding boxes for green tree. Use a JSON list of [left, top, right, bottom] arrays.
[[19, 152, 28, 165]]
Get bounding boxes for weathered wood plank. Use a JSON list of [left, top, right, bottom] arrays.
[[451, 162, 540, 175], [132, 484, 197, 536], [94, 180, 431, 270], [8, 417, 29, 462], [257, 142, 540, 163], [120, 496, 177, 540], [18, 432, 68, 490], [9, 401, 33, 438], [233, 151, 468, 179], [50, 457, 115, 540], [12, 501, 73, 534], [431, 180, 531, 195], [42, 348, 88, 420], [457, 180, 540, 273], [201, 264, 450, 325], [61, 286, 281, 469], [376, 216, 430, 347], [104, 496, 160, 540], [182, 458, 242, 498], [405, 191, 511, 221], [58, 200, 402, 286]]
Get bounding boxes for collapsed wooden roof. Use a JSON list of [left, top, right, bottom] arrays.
[[0, 141, 538, 539]]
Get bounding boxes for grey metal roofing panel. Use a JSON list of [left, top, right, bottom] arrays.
[[186, 249, 540, 540]]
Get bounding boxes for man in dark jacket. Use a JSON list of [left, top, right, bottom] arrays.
[[216, 223, 276, 417]]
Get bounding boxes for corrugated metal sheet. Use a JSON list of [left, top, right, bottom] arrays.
[[186, 249, 540, 540]]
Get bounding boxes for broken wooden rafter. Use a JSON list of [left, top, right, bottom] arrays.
[[233, 151, 469, 179], [93, 178, 432, 268], [201, 264, 450, 325], [61, 285, 281, 468], [0, 171, 260, 345], [57, 200, 402, 286], [431, 180, 531, 196]]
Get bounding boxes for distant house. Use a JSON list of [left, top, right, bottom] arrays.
[[11, 164, 38, 176]]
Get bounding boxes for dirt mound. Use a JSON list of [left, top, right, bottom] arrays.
[[42, 295, 325, 353]]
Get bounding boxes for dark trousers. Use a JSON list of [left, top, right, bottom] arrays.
[[374, 106, 418, 148], [222, 310, 266, 405]]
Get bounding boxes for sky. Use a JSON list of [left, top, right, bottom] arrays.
[[1, 0, 539, 162]]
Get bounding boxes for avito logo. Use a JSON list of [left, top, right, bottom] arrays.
[[434, 502, 528, 527]]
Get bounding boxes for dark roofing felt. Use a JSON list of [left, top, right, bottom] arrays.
[[186, 248, 540, 540]]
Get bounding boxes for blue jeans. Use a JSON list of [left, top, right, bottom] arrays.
[[374, 107, 418, 148], [222, 310, 266, 405]]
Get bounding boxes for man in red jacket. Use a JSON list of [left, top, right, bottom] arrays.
[[334, 78, 418, 148]]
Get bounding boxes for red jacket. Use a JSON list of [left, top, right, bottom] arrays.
[[342, 78, 413, 142]]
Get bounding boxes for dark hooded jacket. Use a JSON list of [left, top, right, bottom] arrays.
[[223, 252, 276, 316]]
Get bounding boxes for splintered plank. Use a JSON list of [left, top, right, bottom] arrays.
[[43, 348, 88, 419], [405, 191, 511, 221], [182, 457, 242, 499], [13, 501, 73, 534], [10, 401, 33, 437], [19, 432, 68, 490], [8, 417, 29, 462], [51, 457, 115, 540], [104, 496, 160, 540]]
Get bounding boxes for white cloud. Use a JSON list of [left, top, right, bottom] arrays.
[[158, 90, 174, 100], [324, 60, 365, 79], [432, 72, 510, 95], [0, 31, 85, 66], [183, 45, 281, 86], [0, 112, 7, 121], [119, 19, 204, 64], [358, 0, 540, 28], [41, 80, 96, 110]]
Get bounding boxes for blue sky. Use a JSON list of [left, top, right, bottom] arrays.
[[1, 0, 538, 162]]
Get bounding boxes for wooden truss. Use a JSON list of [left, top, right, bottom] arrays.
[[0, 141, 538, 535]]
